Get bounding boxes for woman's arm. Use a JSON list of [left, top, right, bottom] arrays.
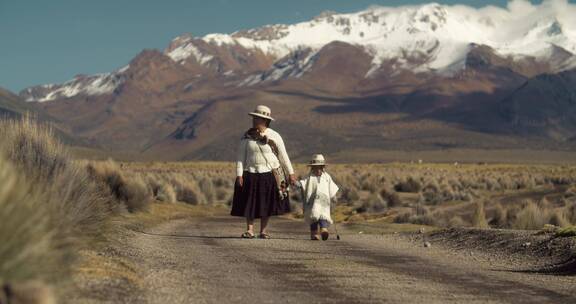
[[236, 139, 247, 178], [274, 133, 295, 176]]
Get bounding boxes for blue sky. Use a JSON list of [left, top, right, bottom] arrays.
[[0, 0, 560, 92]]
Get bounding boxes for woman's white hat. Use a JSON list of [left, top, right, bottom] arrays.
[[308, 154, 326, 166], [249, 105, 275, 121]]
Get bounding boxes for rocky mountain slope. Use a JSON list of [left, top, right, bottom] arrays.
[[13, 2, 576, 160]]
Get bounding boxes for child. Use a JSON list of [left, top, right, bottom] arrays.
[[298, 154, 339, 241]]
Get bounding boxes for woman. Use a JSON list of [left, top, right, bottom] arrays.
[[231, 105, 296, 239]]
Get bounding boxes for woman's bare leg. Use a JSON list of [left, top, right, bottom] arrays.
[[246, 218, 254, 235], [260, 216, 269, 234]]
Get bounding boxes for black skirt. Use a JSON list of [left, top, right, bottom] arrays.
[[231, 171, 291, 219]]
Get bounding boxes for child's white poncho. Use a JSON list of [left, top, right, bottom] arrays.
[[298, 172, 339, 225]]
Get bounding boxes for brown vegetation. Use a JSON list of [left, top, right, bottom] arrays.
[[118, 161, 576, 231], [0, 117, 153, 302]]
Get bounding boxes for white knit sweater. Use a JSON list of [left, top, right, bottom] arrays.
[[236, 128, 295, 177], [298, 172, 340, 224]]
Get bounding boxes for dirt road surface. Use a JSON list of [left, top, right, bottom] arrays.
[[119, 216, 575, 304]]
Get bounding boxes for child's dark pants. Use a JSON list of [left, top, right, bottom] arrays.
[[310, 219, 329, 231]]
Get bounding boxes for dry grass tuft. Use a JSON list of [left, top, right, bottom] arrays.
[[0, 117, 153, 299], [472, 201, 489, 229], [555, 226, 576, 237], [0, 155, 64, 283], [86, 160, 152, 212], [548, 210, 570, 228], [359, 193, 387, 213], [394, 177, 422, 193], [513, 200, 549, 230], [380, 188, 402, 207], [490, 203, 508, 228], [145, 177, 177, 203], [171, 175, 207, 205], [448, 216, 466, 228], [0, 117, 113, 247]]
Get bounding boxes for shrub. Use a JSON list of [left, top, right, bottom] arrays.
[[86, 160, 152, 212], [394, 177, 422, 193], [380, 188, 402, 207], [566, 203, 576, 224], [340, 188, 360, 206], [213, 177, 228, 188], [360, 177, 378, 193], [415, 204, 429, 216], [360, 194, 387, 213], [157, 182, 177, 203], [549, 210, 570, 228], [0, 155, 65, 283], [555, 226, 576, 237], [448, 216, 467, 228], [422, 189, 442, 205], [566, 186, 576, 198], [144, 176, 176, 203], [462, 191, 474, 202], [472, 201, 489, 228], [394, 211, 412, 223], [199, 177, 216, 202], [124, 174, 153, 211], [394, 206, 436, 226], [517, 176, 536, 189], [0, 117, 112, 242], [171, 175, 207, 205], [513, 200, 549, 230], [489, 203, 507, 228], [538, 197, 552, 210], [0, 116, 68, 180], [410, 214, 436, 226], [215, 188, 230, 202]]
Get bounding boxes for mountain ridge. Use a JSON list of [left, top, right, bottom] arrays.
[[5, 2, 576, 161]]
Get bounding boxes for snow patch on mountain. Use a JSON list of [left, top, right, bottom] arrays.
[[23, 68, 127, 102], [166, 38, 214, 65], [237, 48, 318, 86]]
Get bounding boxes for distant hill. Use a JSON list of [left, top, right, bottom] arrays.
[[0, 87, 32, 117]]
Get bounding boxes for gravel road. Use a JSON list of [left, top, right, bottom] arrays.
[[121, 216, 576, 304]]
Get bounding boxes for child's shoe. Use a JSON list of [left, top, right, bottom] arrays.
[[320, 228, 329, 241]]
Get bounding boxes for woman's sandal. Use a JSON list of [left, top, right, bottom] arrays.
[[259, 232, 271, 239], [241, 231, 255, 239]]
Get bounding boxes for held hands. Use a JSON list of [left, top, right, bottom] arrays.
[[289, 174, 296, 186]]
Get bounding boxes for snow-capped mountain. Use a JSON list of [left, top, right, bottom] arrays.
[[21, 1, 576, 102], [164, 1, 576, 83], [20, 66, 127, 103], [13, 1, 576, 160]]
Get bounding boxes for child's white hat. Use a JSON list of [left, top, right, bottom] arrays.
[[308, 154, 326, 166]]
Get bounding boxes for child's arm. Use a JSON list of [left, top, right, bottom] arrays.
[[327, 173, 340, 199]]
